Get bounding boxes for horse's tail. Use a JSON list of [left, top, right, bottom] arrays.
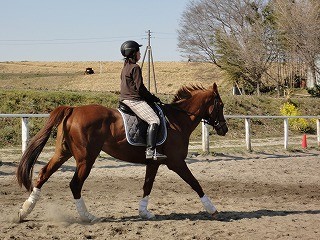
[[16, 106, 73, 191]]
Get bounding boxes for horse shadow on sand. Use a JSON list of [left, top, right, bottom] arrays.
[[0, 161, 18, 176], [94, 209, 320, 223]]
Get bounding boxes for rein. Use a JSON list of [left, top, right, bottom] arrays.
[[158, 103, 195, 128], [160, 96, 222, 127], [162, 103, 198, 117]]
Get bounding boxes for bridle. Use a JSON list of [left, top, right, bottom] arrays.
[[202, 96, 227, 131]]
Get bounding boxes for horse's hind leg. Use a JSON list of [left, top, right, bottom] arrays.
[[19, 128, 72, 221], [19, 144, 71, 221]]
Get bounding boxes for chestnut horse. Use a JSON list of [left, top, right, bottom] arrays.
[[16, 83, 228, 222]]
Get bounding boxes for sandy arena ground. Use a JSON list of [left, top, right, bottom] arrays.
[[0, 147, 319, 240]]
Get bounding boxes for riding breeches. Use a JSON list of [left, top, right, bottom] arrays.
[[122, 100, 160, 125]]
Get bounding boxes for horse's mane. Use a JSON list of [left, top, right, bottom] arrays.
[[172, 84, 207, 103]]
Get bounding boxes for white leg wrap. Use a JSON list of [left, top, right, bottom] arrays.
[[138, 196, 155, 219], [19, 187, 41, 221], [200, 195, 217, 214], [75, 197, 98, 222]]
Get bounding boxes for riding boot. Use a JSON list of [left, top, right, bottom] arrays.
[[146, 123, 167, 160]]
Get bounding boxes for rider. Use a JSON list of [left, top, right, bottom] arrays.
[[120, 40, 167, 161]]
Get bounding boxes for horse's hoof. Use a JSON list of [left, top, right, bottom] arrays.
[[211, 210, 219, 219], [18, 212, 22, 223], [91, 217, 104, 223], [18, 210, 25, 223], [139, 210, 155, 219]]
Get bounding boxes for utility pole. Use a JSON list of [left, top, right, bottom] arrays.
[[141, 30, 157, 93]]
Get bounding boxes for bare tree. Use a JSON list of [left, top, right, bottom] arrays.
[[272, 0, 320, 88], [178, 1, 220, 64], [178, 0, 278, 94]]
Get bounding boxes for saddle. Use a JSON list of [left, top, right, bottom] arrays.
[[118, 102, 167, 146]]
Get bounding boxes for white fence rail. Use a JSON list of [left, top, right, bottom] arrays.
[[0, 114, 319, 153], [202, 115, 320, 152]]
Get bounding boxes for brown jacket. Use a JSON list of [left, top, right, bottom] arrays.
[[120, 61, 159, 102]]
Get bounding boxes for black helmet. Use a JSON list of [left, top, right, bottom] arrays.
[[120, 40, 142, 58]]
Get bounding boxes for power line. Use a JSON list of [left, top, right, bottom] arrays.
[[0, 34, 145, 42], [0, 40, 123, 46], [153, 32, 176, 35], [0, 34, 146, 45], [0, 32, 177, 44]]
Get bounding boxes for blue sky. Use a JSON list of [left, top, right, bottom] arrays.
[[0, 0, 190, 61]]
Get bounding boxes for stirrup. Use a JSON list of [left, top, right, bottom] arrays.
[[153, 149, 167, 160], [146, 149, 167, 161]]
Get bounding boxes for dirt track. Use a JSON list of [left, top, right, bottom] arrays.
[[0, 147, 319, 240]]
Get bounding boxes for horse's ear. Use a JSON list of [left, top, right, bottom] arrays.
[[213, 83, 218, 93]]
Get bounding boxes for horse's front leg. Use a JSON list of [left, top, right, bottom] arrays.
[[167, 161, 218, 217], [139, 163, 160, 219]]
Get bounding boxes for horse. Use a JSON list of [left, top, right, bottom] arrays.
[[16, 82, 228, 222]]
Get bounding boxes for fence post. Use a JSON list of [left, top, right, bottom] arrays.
[[21, 117, 29, 153], [245, 118, 251, 151], [284, 118, 289, 150], [202, 121, 209, 153], [317, 119, 320, 147]]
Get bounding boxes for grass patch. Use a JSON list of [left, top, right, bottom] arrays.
[[0, 89, 119, 147]]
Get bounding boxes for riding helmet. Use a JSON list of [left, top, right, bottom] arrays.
[[120, 40, 142, 58]]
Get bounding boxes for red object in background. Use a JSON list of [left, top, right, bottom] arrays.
[[302, 134, 307, 148]]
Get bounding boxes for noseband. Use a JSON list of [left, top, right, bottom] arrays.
[[202, 97, 226, 131]]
